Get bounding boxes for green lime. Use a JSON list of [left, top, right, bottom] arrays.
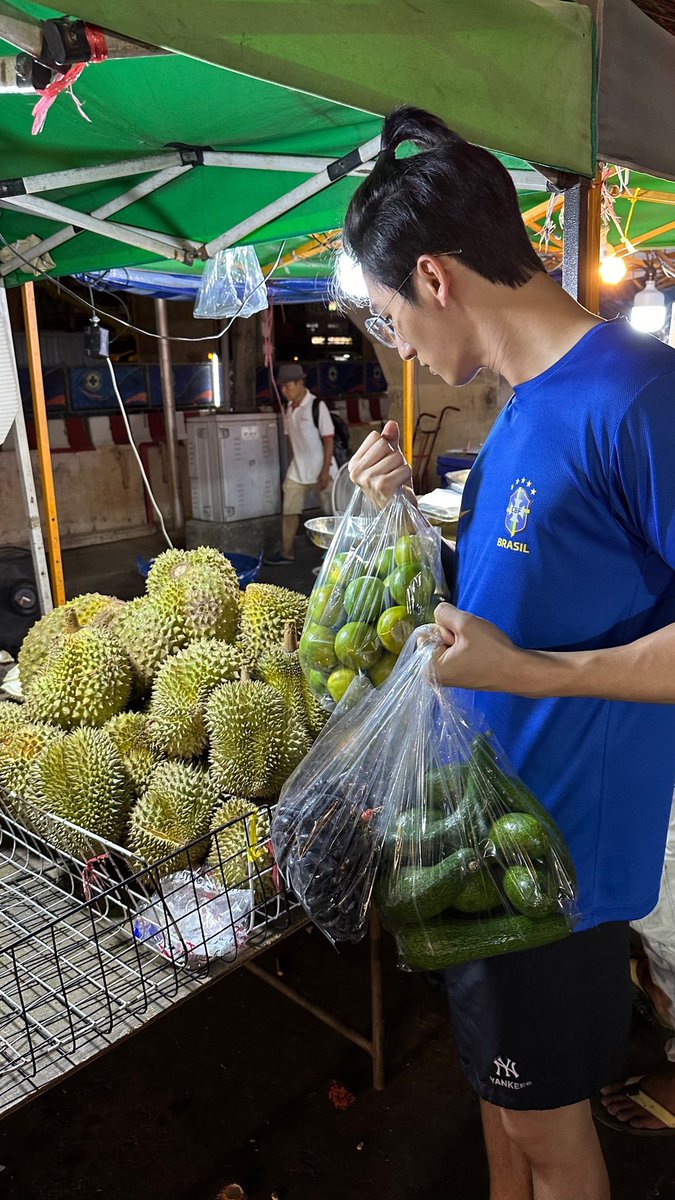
[[388, 564, 435, 608], [374, 547, 397, 580], [334, 621, 382, 671], [451, 867, 502, 913], [488, 812, 550, 861], [308, 584, 346, 628], [344, 575, 386, 624], [376, 605, 415, 654], [502, 865, 559, 919], [308, 668, 329, 696], [325, 550, 366, 588], [368, 651, 398, 687], [326, 668, 357, 703], [299, 624, 338, 672], [395, 533, 429, 568]]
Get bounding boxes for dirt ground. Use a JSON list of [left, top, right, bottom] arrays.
[[0, 926, 673, 1200]]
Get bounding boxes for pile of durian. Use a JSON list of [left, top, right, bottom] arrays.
[[0, 548, 326, 888]]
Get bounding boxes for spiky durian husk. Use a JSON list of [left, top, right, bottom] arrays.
[[271, 715, 313, 795], [0, 720, 61, 820], [29, 728, 129, 857], [18, 593, 124, 690], [148, 640, 243, 759], [23, 619, 132, 731], [148, 548, 240, 644], [238, 584, 308, 661], [128, 761, 220, 874], [208, 798, 272, 890], [104, 712, 162, 797], [0, 703, 25, 728], [111, 597, 184, 693], [302, 679, 330, 738], [206, 680, 287, 799], [257, 643, 308, 725]]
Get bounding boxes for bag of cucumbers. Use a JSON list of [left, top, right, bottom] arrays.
[[272, 625, 577, 962], [300, 486, 446, 712]]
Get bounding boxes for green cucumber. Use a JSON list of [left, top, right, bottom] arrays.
[[383, 808, 471, 866], [502, 865, 560, 919], [450, 866, 502, 913], [396, 912, 569, 970], [378, 847, 478, 923]]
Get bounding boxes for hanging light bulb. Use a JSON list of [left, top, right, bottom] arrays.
[[334, 252, 369, 305], [599, 252, 627, 285], [630, 274, 667, 334]]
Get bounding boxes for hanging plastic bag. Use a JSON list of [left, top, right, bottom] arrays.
[[272, 626, 577, 967], [194, 246, 268, 319], [300, 486, 445, 710]]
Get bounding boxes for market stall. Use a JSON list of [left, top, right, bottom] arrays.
[[0, 0, 674, 1129]]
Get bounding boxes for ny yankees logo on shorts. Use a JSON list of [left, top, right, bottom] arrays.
[[490, 1054, 533, 1091]]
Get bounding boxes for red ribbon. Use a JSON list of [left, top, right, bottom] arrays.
[[82, 852, 110, 902], [32, 25, 108, 136]]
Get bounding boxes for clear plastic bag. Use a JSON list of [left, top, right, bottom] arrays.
[[133, 870, 251, 963], [194, 246, 268, 319], [300, 487, 445, 710], [272, 626, 577, 968]]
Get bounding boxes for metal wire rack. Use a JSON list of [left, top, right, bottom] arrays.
[[0, 792, 303, 1117]]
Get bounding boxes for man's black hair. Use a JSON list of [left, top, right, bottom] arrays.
[[343, 107, 545, 302]]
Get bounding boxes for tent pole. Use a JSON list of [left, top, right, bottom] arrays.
[[0, 165, 191, 278], [402, 359, 415, 465], [204, 134, 382, 258], [154, 298, 184, 537], [21, 283, 64, 606], [0, 194, 199, 264], [0, 282, 52, 614], [562, 174, 602, 312]]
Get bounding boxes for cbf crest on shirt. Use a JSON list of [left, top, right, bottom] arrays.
[[498, 477, 537, 554]]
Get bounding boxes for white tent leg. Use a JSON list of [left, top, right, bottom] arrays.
[[0, 165, 191, 277], [0, 285, 52, 615]]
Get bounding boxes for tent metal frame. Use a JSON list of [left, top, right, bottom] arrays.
[[0, 146, 548, 280]]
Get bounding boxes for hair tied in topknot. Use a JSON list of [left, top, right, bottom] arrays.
[[394, 140, 422, 161]]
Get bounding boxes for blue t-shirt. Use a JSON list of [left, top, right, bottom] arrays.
[[453, 320, 675, 930]]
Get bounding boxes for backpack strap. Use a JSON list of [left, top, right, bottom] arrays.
[[312, 396, 320, 428]]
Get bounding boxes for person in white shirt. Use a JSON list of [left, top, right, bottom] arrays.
[[265, 363, 336, 565]]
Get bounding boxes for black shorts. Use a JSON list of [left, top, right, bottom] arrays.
[[443, 922, 632, 1111]]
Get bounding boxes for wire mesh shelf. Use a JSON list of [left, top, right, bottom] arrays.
[[0, 791, 302, 1116]]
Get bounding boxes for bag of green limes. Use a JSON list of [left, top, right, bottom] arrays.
[[300, 487, 447, 711]]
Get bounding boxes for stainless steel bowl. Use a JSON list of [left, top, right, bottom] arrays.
[[304, 514, 372, 549], [304, 516, 340, 549]]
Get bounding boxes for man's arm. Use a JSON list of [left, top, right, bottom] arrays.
[[433, 603, 675, 704], [318, 435, 334, 491]]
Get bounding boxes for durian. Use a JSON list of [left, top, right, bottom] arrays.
[[0, 720, 61, 819], [24, 611, 132, 730], [0, 703, 24, 728], [18, 593, 124, 690], [128, 761, 220, 874], [104, 712, 162, 796], [238, 584, 308, 661], [148, 640, 243, 759], [206, 676, 287, 799], [111, 596, 183, 693], [257, 624, 314, 790], [148, 548, 240, 644], [208, 798, 272, 890], [30, 727, 129, 856]]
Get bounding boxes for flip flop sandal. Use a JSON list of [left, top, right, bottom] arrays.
[[593, 1075, 675, 1137], [630, 957, 675, 1033]]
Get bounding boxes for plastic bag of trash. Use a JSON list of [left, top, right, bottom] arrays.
[[133, 869, 251, 964]]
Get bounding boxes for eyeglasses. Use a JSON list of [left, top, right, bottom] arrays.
[[364, 251, 462, 348]]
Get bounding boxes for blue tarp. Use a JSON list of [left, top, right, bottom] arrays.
[[77, 268, 332, 305]]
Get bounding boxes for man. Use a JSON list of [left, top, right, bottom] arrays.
[[264, 363, 336, 566], [345, 104, 675, 1199]]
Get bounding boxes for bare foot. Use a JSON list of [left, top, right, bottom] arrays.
[[601, 1069, 675, 1131]]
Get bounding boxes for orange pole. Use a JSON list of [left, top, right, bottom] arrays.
[[21, 283, 65, 605], [402, 358, 415, 465]]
